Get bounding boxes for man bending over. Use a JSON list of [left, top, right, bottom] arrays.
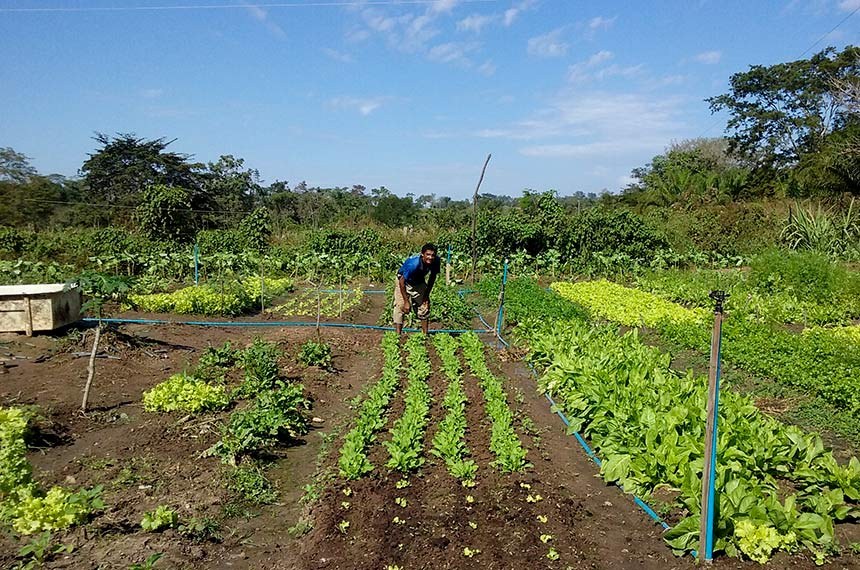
[[393, 243, 440, 335]]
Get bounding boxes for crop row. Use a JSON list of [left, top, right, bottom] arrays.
[[552, 280, 860, 413], [127, 277, 293, 316], [270, 288, 364, 318], [338, 332, 402, 479], [383, 334, 433, 473], [460, 332, 529, 473], [521, 317, 860, 563], [0, 408, 104, 535], [430, 334, 477, 482]]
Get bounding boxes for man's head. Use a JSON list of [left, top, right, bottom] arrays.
[[420, 243, 437, 265]]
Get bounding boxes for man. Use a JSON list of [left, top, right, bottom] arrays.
[[394, 243, 440, 335]]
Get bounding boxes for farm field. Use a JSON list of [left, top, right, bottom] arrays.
[[0, 318, 685, 570], [0, 272, 858, 568]]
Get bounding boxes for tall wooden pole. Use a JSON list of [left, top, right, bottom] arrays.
[[471, 154, 492, 283], [699, 290, 727, 563]]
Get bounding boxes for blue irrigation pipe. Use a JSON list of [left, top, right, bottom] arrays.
[[497, 259, 508, 337], [193, 243, 199, 285], [704, 322, 723, 560], [82, 317, 487, 335], [494, 330, 698, 558]]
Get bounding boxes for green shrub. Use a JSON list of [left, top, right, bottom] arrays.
[[297, 340, 332, 368], [227, 462, 277, 505]]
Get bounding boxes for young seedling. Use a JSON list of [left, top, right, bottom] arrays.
[[468, 521, 477, 530], [342, 487, 352, 497], [540, 534, 553, 544], [395, 497, 407, 507], [519, 482, 531, 490], [463, 547, 481, 558], [395, 479, 410, 489], [392, 516, 406, 525], [547, 547, 560, 561], [337, 520, 350, 534], [465, 495, 474, 504], [526, 494, 543, 503], [341, 501, 350, 510], [537, 515, 548, 524]]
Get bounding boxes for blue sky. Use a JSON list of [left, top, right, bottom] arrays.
[[1, 0, 859, 200]]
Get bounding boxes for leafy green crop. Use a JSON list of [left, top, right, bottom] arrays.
[[383, 334, 432, 473], [271, 288, 364, 318], [128, 277, 292, 316], [142, 372, 230, 413], [338, 332, 401, 479], [0, 407, 104, 535], [522, 318, 860, 562], [140, 505, 179, 532], [297, 340, 332, 369], [460, 333, 529, 473], [430, 334, 476, 481], [553, 279, 860, 413]]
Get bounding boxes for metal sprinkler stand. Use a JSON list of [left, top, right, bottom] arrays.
[[699, 289, 728, 562]]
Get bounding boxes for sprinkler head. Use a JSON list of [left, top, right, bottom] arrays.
[[709, 290, 729, 313]]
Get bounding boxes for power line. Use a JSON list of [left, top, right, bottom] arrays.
[[695, 5, 860, 141], [23, 197, 257, 215], [798, 4, 860, 58], [0, 0, 497, 13]]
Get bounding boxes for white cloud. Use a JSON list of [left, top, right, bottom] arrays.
[[838, 0, 860, 11], [428, 41, 479, 65], [693, 50, 722, 64], [588, 16, 616, 30], [322, 48, 353, 63], [328, 96, 390, 116], [478, 60, 497, 76], [476, 91, 685, 159], [504, 0, 536, 26], [567, 51, 643, 84], [244, 4, 286, 39], [431, 0, 460, 13], [457, 13, 494, 33], [594, 63, 644, 80], [527, 28, 569, 58], [588, 50, 614, 66]]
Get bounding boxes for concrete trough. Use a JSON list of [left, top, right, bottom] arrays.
[[0, 284, 82, 335]]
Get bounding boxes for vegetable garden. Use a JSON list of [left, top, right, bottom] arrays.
[[1, 242, 860, 568]]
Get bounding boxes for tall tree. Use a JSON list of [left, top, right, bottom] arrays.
[[80, 133, 204, 207], [0, 147, 38, 183], [707, 46, 860, 169]]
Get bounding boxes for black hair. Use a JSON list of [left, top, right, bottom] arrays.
[[421, 243, 437, 254]]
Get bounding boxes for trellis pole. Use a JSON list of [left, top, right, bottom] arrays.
[[471, 154, 491, 283], [699, 290, 728, 563]]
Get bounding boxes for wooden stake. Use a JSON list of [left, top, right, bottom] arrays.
[[23, 296, 33, 337], [471, 154, 492, 283], [81, 324, 101, 413]]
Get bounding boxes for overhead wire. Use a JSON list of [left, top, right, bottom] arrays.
[[0, 0, 498, 13]]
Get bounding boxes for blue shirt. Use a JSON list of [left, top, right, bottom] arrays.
[[398, 254, 440, 286]]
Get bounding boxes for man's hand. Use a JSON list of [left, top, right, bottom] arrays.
[[421, 298, 430, 310], [401, 301, 411, 314]]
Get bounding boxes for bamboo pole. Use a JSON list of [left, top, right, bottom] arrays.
[[471, 154, 492, 283]]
